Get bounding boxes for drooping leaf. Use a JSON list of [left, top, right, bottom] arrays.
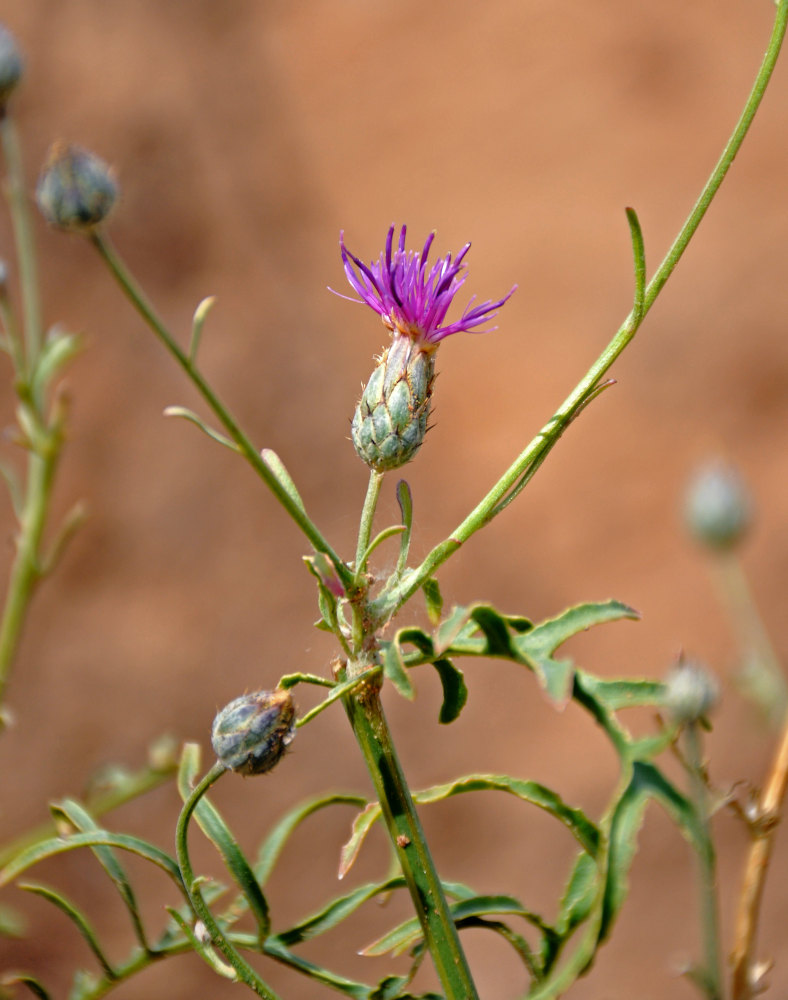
[[1, 973, 52, 999], [19, 883, 115, 980], [51, 799, 148, 950], [262, 937, 372, 999], [432, 658, 467, 724], [339, 804, 381, 879], [382, 641, 415, 700], [163, 406, 238, 452], [177, 744, 270, 943], [421, 577, 443, 625]]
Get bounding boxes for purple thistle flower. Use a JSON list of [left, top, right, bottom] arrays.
[[338, 224, 515, 348]]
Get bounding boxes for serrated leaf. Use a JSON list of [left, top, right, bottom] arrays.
[[253, 792, 366, 887], [382, 641, 415, 700], [432, 658, 467, 724], [177, 744, 270, 943], [51, 799, 148, 950], [19, 883, 115, 980]]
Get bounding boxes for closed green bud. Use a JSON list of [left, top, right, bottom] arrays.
[[211, 688, 295, 776], [684, 459, 752, 552], [36, 142, 117, 232], [0, 24, 23, 112], [664, 659, 719, 725], [352, 335, 435, 472]]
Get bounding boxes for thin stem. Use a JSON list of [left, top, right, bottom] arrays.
[[355, 469, 384, 575], [344, 684, 479, 1000], [90, 233, 353, 593], [685, 723, 724, 1000], [374, 0, 788, 621], [0, 113, 43, 368], [0, 438, 59, 714], [175, 761, 282, 1000], [731, 716, 788, 999]]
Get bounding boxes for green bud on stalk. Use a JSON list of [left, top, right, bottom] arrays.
[[684, 459, 752, 552], [664, 659, 720, 725], [211, 688, 295, 776], [36, 142, 117, 232]]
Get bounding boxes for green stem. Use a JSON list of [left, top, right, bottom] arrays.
[[685, 723, 724, 1000], [355, 469, 384, 576], [345, 684, 479, 1000], [90, 233, 353, 593], [175, 761, 282, 1000], [0, 113, 43, 368], [0, 438, 59, 715], [374, 0, 788, 621]]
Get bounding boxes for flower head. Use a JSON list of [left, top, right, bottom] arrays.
[[339, 224, 515, 348]]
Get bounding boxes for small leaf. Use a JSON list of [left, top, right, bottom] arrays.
[[382, 641, 415, 700], [19, 883, 115, 980], [50, 799, 148, 950], [339, 803, 381, 879], [0, 460, 23, 519], [422, 577, 443, 625], [1, 973, 52, 999], [31, 328, 82, 405], [164, 406, 239, 452], [625, 207, 646, 323], [261, 449, 307, 516], [555, 851, 598, 938], [262, 937, 372, 999], [0, 901, 26, 938], [177, 744, 271, 943], [431, 658, 467, 724], [395, 479, 414, 577], [189, 295, 217, 363]]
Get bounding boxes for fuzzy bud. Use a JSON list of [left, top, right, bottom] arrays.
[[211, 688, 295, 776], [664, 660, 719, 725], [0, 24, 23, 111], [684, 459, 752, 552], [36, 142, 117, 232], [352, 335, 435, 471]]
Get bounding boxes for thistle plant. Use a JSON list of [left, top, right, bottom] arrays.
[[1, 5, 788, 1000]]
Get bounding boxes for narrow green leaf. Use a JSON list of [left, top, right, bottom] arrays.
[[1, 973, 52, 1000], [262, 937, 372, 999], [395, 626, 435, 659], [19, 883, 116, 980], [555, 851, 599, 938], [31, 328, 82, 404], [452, 917, 537, 979], [469, 606, 519, 657], [413, 776, 599, 856], [177, 744, 271, 943], [422, 577, 443, 625], [51, 799, 148, 951], [255, 793, 366, 887], [395, 479, 414, 578], [189, 295, 216, 363], [580, 675, 665, 711], [382, 641, 415, 700], [163, 406, 238, 452], [432, 658, 467, 725], [625, 207, 646, 323], [0, 832, 184, 898], [0, 460, 22, 519], [261, 449, 306, 515], [339, 803, 381, 879], [434, 605, 475, 654], [0, 901, 26, 937], [165, 906, 238, 980]]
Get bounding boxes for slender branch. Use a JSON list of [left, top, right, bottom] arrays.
[[355, 469, 384, 575], [373, 0, 788, 622], [90, 233, 353, 592], [175, 761, 282, 1000], [731, 718, 788, 999]]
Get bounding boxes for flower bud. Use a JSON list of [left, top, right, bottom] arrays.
[[211, 688, 295, 776], [36, 142, 118, 232], [684, 459, 752, 552], [664, 659, 719, 724], [352, 335, 435, 471], [0, 24, 23, 112]]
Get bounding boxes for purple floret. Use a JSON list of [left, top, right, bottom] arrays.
[[338, 224, 515, 346]]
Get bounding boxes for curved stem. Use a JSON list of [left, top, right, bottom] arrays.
[[374, 0, 788, 621], [90, 233, 353, 592], [345, 684, 479, 1000], [175, 761, 282, 1000]]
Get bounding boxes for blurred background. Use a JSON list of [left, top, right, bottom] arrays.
[[1, 1, 788, 997]]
